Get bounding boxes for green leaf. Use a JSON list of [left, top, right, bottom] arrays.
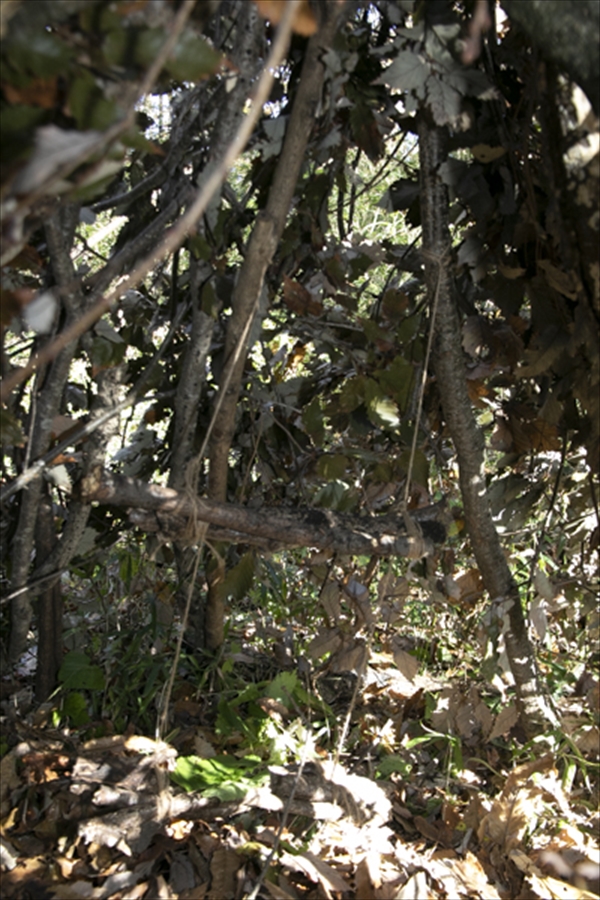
[[95, 319, 124, 344], [380, 289, 409, 321], [313, 480, 358, 512], [336, 376, 365, 413], [171, 754, 267, 800], [324, 255, 346, 288], [134, 29, 222, 82], [302, 397, 325, 445], [425, 74, 461, 127], [367, 395, 400, 430], [317, 454, 348, 479], [446, 67, 496, 100], [58, 651, 105, 691], [376, 50, 428, 93], [121, 128, 162, 154], [202, 781, 247, 802], [102, 27, 128, 67], [403, 733, 438, 750], [216, 700, 253, 738], [119, 552, 138, 591], [189, 234, 213, 262], [68, 70, 117, 130], [0, 103, 47, 136], [267, 672, 299, 706], [304, 172, 329, 215], [79, 3, 120, 35], [71, 167, 125, 203], [230, 683, 262, 708], [171, 755, 222, 792], [349, 102, 383, 162], [167, 33, 222, 82], [89, 335, 126, 372], [132, 28, 163, 68], [396, 315, 420, 343], [361, 318, 391, 345], [399, 447, 429, 488], [376, 755, 413, 778], [62, 691, 90, 727], [7, 30, 72, 78], [377, 355, 414, 413], [347, 252, 375, 282], [223, 552, 255, 601], [0, 408, 25, 447]]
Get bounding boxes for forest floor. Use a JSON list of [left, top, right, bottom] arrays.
[[1, 555, 599, 900], [1, 631, 598, 900]]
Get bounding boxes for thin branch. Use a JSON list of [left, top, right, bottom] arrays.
[[1, 1, 302, 402], [402, 248, 446, 512], [1, 1, 196, 267], [80, 469, 446, 559], [0, 305, 186, 505]]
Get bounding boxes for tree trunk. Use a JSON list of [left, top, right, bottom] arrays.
[[7, 204, 82, 666], [35, 490, 62, 702], [501, 0, 599, 114], [6, 204, 124, 683], [418, 113, 558, 735], [167, 1, 266, 651], [204, 0, 346, 649]]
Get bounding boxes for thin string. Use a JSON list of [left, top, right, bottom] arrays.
[[156, 539, 204, 740], [401, 249, 449, 526], [156, 0, 303, 739]]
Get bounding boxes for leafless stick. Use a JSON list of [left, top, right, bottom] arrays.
[[1, 1, 301, 402]]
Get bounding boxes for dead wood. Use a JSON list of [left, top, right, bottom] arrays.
[[79, 468, 447, 559]]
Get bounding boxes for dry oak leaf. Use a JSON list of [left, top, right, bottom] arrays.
[[254, 0, 318, 36], [283, 274, 324, 316], [279, 850, 350, 899]]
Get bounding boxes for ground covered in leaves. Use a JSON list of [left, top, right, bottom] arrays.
[[1, 557, 599, 900], [2, 652, 599, 899]]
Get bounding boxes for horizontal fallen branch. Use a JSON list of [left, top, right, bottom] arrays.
[[79, 469, 447, 559]]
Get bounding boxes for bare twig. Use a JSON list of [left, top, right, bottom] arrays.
[[1, 1, 195, 265], [156, 539, 204, 740], [1, 1, 299, 402], [153, 0, 303, 738], [0, 305, 185, 505], [402, 248, 447, 512]]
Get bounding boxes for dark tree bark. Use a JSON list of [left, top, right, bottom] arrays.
[[203, 0, 346, 649], [208, 1, 347, 500], [165, 1, 267, 651], [34, 490, 62, 702], [79, 469, 445, 560], [418, 114, 558, 736], [7, 204, 82, 665], [6, 204, 124, 682], [501, 0, 600, 115]]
